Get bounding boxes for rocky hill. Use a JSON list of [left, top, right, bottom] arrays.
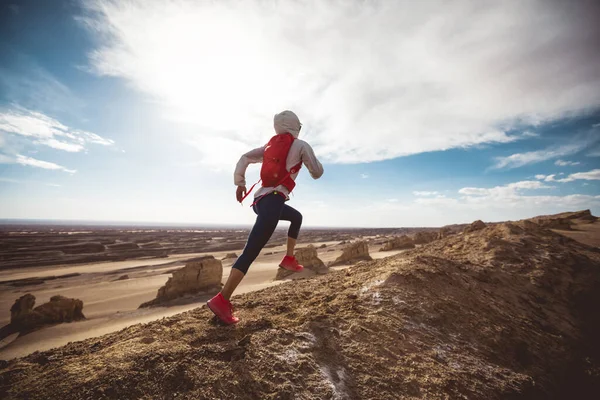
[[1, 212, 599, 399]]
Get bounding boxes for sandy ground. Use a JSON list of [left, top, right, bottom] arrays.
[[0, 240, 402, 360]]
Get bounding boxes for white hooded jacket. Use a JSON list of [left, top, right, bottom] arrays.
[[234, 110, 324, 200]]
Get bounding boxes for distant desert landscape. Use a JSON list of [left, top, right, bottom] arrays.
[[0, 210, 599, 399], [0, 224, 424, 360]]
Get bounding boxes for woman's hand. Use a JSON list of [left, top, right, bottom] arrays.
[[236, 186, 247, 203]]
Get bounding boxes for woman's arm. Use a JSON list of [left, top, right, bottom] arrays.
[[300, 142, 324, 179], [234, 146, 265, 187]]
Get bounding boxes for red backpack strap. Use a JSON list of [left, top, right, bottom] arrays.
[[239, 179, 260, 204], [275, 162, 302, 188]]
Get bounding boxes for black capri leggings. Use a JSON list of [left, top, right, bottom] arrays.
[[232, 192, 303, 275]]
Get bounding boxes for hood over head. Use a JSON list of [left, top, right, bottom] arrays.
[[274, 110, 301, 138]]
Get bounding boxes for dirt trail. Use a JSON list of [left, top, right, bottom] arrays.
[[1, 216, 599, 399]]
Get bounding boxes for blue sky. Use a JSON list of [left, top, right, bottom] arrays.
[[0, 0, 599, 227]]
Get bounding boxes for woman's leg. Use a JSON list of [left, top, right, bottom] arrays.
[[280, 204, 302, 257], [221, 194, 285, 300]]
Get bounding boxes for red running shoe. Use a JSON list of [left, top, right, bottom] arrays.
[[207, 293, 239, 325], [279, 255, 304, 272]]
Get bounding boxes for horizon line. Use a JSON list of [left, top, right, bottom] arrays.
[[0, 218, 443, 230]]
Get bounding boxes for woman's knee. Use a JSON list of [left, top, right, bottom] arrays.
[[294, 211, 303, 227], [288, 211, 302, 239]]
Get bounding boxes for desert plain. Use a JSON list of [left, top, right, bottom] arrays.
[[0, 210, 599, 399]]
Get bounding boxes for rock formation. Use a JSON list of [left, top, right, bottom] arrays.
[[533, 209, 597, 224], [140, 256, 222, 307], [1, 294, 85, 340], [296, 245, 327, 273], [379, 235, 415, 251], [32, 296, 86, 324], [534, 218, 572, 230], [331, 241, 372, 266], [275, 245, 327, 280], [526, 209, 599, 231], [222, 253, 238, 260], [569, 209, 597, 222], [463, 220, 486, 233], [438, 227, 452, 239], [413, 231, 437, 244], [274, 268, 292, 280], [10, 294, 36, 322]]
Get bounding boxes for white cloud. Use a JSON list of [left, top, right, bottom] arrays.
[[345, 188, 600, 227], [0, 108, 113, 153], [34, 138, 84, 152], [556, 169, 600, 183], [82, 0, 600, 165], [360, 173, 369, 179], [534, 168, 600, 183], [521, 131, 540, 138], [413, 191, 439, 196], [555, 159, 580, 166], [510, 181, 553, 190], [492, 142, 588, 169], [0, 154, 77, 173], [16, 155, 76, 173], [459, 180, 553, 198]]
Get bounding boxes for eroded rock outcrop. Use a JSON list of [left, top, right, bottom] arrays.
[[413, 231, 437, 244], [331, 241, 372, 266], [32, 296, 85, 324], [275, 245, 327, 280], [534, 218, 572, 230], [532, 209, 597, 225], [1, 294, 85, 340], [296, 245, 327, 273], [464, 220, 486, 233], [10, 294, 36, 322], [438, 227, 452, 239], [222, 253, 238, 260], [140, 256, 222, 307], [379, 235, 415, 251]]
